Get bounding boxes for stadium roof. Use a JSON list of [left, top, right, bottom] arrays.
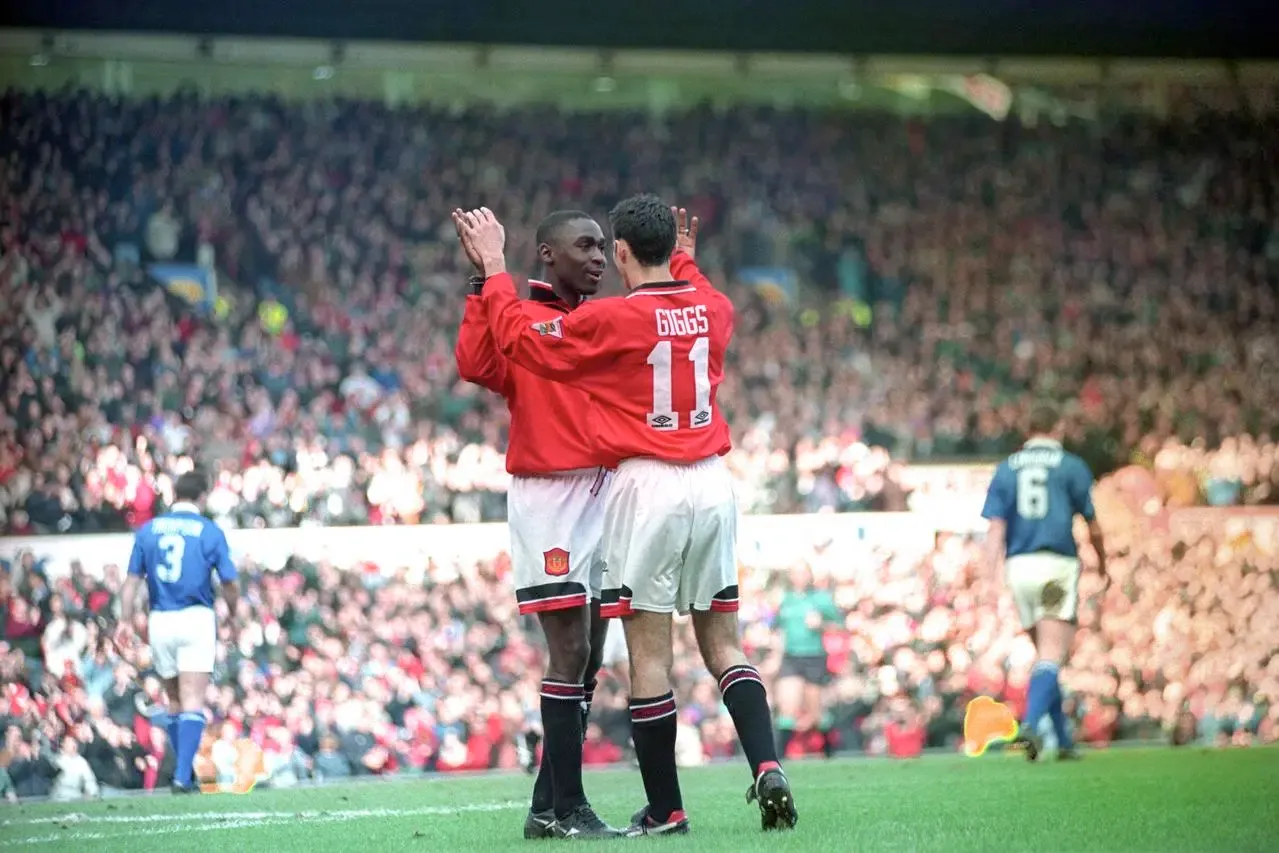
[[1, 0, 1274, 59]]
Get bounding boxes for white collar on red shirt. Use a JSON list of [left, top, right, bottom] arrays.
[[625, 280, 694, 298]]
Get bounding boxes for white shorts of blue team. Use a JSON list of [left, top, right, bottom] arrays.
[[1005, 552, 1081, 629], [599, 455, 740, 618], [508, 467, 611, 616], [148, 605, 217, 678]]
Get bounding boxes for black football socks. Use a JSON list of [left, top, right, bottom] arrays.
[[629, 692, 684, 823], [718, 665, 783, 776], [540, 680, 587, 818]]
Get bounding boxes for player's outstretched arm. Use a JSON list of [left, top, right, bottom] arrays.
[[455, 275, 511, 394], [457, 207, 613, 383], [453, 210, 511, 393], [482, 271, 614, 382]]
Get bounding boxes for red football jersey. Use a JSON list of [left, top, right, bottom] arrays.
[[454, 280, 607, 476], [482, 251, 733, 467]]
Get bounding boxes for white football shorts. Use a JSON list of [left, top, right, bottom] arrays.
[[599, 455, 740, 618], [148, 605, 217, 678], [1005, 552, 1082, 629], [508, 467, 610, 615]]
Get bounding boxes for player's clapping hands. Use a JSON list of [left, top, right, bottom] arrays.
[[454, 208, 485, 274], [453, 208, 507, 277]]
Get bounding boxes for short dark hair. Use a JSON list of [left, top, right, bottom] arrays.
[[1028, 404, 1061, 435], [174, 470, 209, 503], [535, 210, 593, 247], [608, 194, 675, 268]]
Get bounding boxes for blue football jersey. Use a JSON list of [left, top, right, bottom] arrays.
[[981, 438, 1096, 559], [127, 503, 237, 612]]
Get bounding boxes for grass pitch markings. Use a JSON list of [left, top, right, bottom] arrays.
[[0, 801, 524, 846]]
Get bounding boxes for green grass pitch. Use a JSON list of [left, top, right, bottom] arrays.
[[3, 748, 1276, 852]]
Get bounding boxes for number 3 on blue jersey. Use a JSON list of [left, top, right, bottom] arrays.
[[128, 508, 238, 613], [156, 534, 186, 583]]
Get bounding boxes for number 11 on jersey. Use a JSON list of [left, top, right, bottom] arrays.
[[646, 337, 712, 431]]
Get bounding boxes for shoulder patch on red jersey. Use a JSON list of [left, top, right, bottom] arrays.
[[532, 316, 563, 338], [543, 548, 570, 576]]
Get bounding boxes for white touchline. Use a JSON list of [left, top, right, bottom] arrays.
[[9, 802, 523, 826], [0, 801, 523, 846]]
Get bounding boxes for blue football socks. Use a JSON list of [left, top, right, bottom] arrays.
[[175, 711, 207, 788], [1047, 681, 1074, 750], [1022, 660, 1059, 737]]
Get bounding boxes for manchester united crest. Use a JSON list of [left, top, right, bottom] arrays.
[[543, 547, 570, 576]]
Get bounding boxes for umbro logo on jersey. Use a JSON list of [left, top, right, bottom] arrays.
[[648, 414, 676, 430], [532, 317, 563, 338]]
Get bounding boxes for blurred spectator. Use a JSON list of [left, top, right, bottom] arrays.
[[313, 734, 352, 781], [2, 91, 1276, 536], [209, 723, 243, 787], [581, 723, 622, 766], [41, 596, 88, 681], [0, 765, 14, 802], [49, 734, 100, 802], [142, 725, 175, 790], [3, 737, 57, 799], [82, 720, 145, 792], [884, 710, 926, 759]]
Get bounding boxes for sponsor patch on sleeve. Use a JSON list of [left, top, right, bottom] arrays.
[[531, 316, 563, 339]]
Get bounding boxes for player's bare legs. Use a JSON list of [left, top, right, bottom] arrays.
[[1019, 617, 1079, 760], [585, 599, 608, 721], [692, 609, 797, 830], [177, 671, 210, 713], [1034, 619, 1075, 670], [620, 610, 688, 835]]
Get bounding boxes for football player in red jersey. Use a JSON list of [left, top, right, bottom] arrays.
[[456, 198, 798, 836], [454, 210, 619, 840]]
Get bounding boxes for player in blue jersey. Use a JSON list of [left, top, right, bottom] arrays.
[[117, 471, 239, 793], [980, 405, 1106, 761]]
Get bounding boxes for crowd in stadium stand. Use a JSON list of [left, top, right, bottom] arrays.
[[2, 90, 1279, 797], [3, 483, 1278, 797], [2, 91, 1278, 537]]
